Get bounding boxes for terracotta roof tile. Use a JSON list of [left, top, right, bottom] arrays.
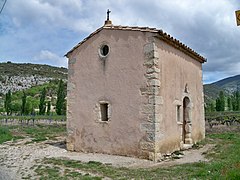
[[66, 25, 206, 63]]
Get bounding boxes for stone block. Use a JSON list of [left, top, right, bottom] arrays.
[[146, 67, 160, 74], [149, 152, 162, 162], [148, 96, 163, 105], [141, 104, 154, 114], [145, 72, 159, 79], [148, 152, 155, 161], [185, 138, 193, 144], [149, 86, 160, 95], [140, 86, 160, 95], [155, 96, 163, 104], [154, 122, 161, 132], [143, 43, 155, 53], [185, 133, 191, 139], [149, 79, 161, 87], [154, 113, 163, 123], [145, 50, 159, 59], [147, 114, 154, 122], [144, 58, 158, 66], [146, 132, 155, 142], [154, 131, 164, 141], [140, 123, 155, 132], [154, 105, 161, 114], [140, 141, 155, 151], [185, 124, 192, 133], [66, 136, 75, 151]]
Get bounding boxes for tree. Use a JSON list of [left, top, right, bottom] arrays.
[[227, 97, 232, 111], [209, 101, 215, 112], [219, 91, 225, 111], [56, 79, 66, 115], [25, 100, 32, 115], [11, 101, 21, 114], [216, 91, 225, 111], [4, 90, 12, 115], [21, 91, 26, 115], [39, 88, 46, 115], [47, 101, 51, 115], [216, 98, 221, 111], [231, 91, 240, 111], [236, 91, 240, 111]]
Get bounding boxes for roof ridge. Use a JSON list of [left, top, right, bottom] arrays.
[[66, 25, 206, 63]]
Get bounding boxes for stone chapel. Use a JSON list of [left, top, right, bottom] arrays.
[[65, 14, 206, 161]]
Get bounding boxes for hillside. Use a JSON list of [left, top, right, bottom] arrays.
[[203, 84, 225, 103], [212, 74, 240, 93], [204, 74, 240, 103], [0, 62, 67, 94]]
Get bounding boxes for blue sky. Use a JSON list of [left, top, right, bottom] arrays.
[[0, 0, 240, 84]]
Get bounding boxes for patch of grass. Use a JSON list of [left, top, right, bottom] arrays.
[[35, 165, 61, 179], [0, 126, 13, 144], [0, 126, 24, 144], [35, 132, 240, 179], [19, 124, 66, 142], [0, 124, 66, 144], [35, 163, 103, 179]]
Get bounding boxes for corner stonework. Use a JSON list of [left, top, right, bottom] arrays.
[[140, 42, 163, 162], [66, 57, 77, 151]]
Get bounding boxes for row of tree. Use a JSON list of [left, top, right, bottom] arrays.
[[3, 79, 66, 116], [206, 90, 240, 112]]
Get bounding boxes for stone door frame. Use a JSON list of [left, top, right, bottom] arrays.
[[183, 96, 192, 143]]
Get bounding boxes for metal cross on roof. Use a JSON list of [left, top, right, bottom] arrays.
[[107, 9, 111, 21]]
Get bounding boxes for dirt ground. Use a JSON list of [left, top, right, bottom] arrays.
[[0, 135, 214, 180]]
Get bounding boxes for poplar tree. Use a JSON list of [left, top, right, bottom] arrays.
[[4, 90, 12, 115], [216, 91, 225, 111], [56, 79, 65, 115], [236, 91, 240, 111], [219, 91, 225, 111], [227, 97, 232, 111], [21, 91, 26, 115], [39, 88, 46, 115]]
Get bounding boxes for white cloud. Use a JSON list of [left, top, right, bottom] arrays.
[[33, 50, 67, 68], [1, 0, 240, 83]]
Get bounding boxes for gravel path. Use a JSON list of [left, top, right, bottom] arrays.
[[0, 137, 212, 179]]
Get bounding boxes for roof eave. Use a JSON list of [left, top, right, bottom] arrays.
[[155, 32, 206, 63], [65, 26, 104, 58]]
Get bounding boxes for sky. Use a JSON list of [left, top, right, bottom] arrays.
[[0, 0, 240, 84]]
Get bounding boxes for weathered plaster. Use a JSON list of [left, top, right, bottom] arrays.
[[66, 27, 205, 161]]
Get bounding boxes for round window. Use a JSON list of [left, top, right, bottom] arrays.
[[99, 44, 109, 57]]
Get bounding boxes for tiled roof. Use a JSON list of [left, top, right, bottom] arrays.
[[66, 25, 206, 63]]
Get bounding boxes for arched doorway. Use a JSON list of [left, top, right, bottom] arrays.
[[182, 97, 192, 144]]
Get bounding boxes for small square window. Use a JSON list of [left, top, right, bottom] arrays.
[[100, 103, 109, 121]]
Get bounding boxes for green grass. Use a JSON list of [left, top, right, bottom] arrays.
[[23, 124, 66, 142], [0, 126, 23, 144], [34, 132, 240, 179], [0, 126, 13, 144], [0, 124, 66, 144]]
